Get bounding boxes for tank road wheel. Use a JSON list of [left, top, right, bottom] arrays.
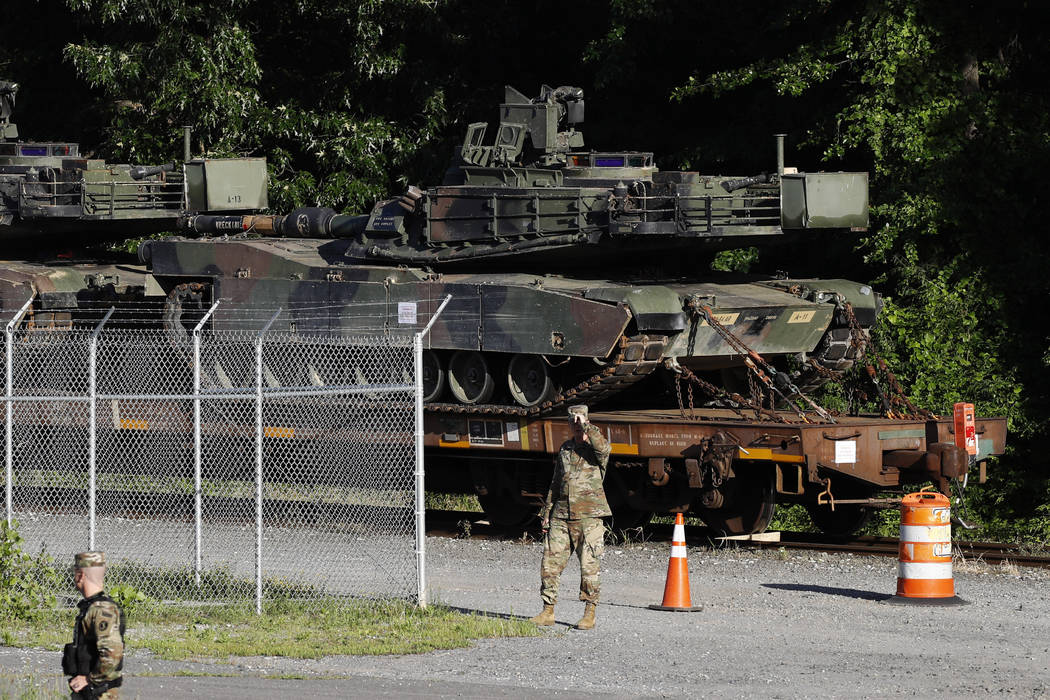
[[696, 466, 776, 536], [422, 351, 446, 402], [478, 493, 535, 528], [507, 354, 555, 407], [448, 351, 495, 405]]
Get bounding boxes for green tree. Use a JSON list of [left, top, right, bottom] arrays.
[[56, 0, 452, 212]]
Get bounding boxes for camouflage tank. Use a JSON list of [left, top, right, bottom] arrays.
[[143, 85, 878, 415], [0, 80, 267, 325]]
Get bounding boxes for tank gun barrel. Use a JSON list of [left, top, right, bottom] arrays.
[[721, 172, 773, 193], [129, 162, 176, 180], [180, 208, 368, 239]]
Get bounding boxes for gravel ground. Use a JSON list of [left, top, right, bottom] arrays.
[[3, 536, 1049, 698]]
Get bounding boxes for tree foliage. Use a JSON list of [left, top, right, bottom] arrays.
[[55, 0, 453, 213], [668, 0, 1050, 538], [0, 520, 61, 622]]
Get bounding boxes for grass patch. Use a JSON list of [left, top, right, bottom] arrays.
[[0, 674, 67, 700], [767, 503, 819, 533], [4, 599, 537, 660], [425, 492, 482, 512], [16, 468, 411, 507], [101, 560, 324, 604]]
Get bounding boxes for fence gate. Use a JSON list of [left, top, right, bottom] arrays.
[[2, 305, 422, 611]]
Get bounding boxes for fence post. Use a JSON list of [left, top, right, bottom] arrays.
[[414, 294, 452, 608], [192, 301, 221, 587], [255, 309, 281, 615], [5, 295, 35, 527], [88, 308, 114, 550]]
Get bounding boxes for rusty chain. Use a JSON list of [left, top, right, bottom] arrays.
[[673, 363, 786, 423], [674, 372, 694, 420], [689, 302, 836, 423], [840, 301, 936, 420], [747, 368, 763, 420]]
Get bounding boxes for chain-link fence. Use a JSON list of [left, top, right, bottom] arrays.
[[2, 301, 426, 611]]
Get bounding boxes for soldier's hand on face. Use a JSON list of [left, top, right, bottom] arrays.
[[69, 675, 88, 692], [574, 415, 590, 442], [579, 418, 591, 443]]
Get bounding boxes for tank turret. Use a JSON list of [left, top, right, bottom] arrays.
[[181, 85, 867, 274], [0, 80, 271, 333], [0, 80, 268, 246]]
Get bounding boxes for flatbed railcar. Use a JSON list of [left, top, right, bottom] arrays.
[[423, 408, 1008, 535]]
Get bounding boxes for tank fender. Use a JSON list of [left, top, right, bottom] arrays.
[[763, 278, 881, 326], [584, 286, 686, 332]]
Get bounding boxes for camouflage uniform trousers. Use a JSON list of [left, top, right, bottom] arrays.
[[540, 516, 605, 605]]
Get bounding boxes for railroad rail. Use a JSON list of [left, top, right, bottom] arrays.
[[424, 509, 1050, 570]]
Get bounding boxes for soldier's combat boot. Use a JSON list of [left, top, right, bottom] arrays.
[[575, 603, 596, 630], [529, 604, 556, 626]]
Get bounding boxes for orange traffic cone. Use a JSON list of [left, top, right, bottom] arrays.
[[649, 513, 703, 612]]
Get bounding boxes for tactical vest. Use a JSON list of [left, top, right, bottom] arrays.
[[62, 592, 126, 678]]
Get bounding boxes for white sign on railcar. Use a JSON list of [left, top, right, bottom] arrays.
[[834, 440, 857, 464]]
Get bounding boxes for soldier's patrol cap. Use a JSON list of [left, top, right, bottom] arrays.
[[74, 551, 106, 569], [568, 405, 589, 421]]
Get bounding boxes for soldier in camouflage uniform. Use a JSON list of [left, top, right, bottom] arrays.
[[64, 552, 125, 699], [529, 404, 611, 630]]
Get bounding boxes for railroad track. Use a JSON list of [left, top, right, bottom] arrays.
[[718, 530, 1050, 569], [425, 510, 1050, 569]]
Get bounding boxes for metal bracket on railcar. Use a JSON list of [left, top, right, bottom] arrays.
[[816, 477, 900, 511]]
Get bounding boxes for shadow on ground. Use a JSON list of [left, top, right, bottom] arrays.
[[441, 605, 532, 622], [761, 583, 892, 601]]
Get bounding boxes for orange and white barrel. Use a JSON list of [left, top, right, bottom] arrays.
[[891, 489, 965, 605]]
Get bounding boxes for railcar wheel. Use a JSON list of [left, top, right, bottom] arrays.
[[696, 467, 776, 536], [422, 351, 446, 402], [448, 351, 495, 404], [478, 493, 535, 528], [507, 354, 555, 407]]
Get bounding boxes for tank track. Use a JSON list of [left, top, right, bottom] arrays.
[[427, 334, 668, 417], [790, 324, 866, 394]]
